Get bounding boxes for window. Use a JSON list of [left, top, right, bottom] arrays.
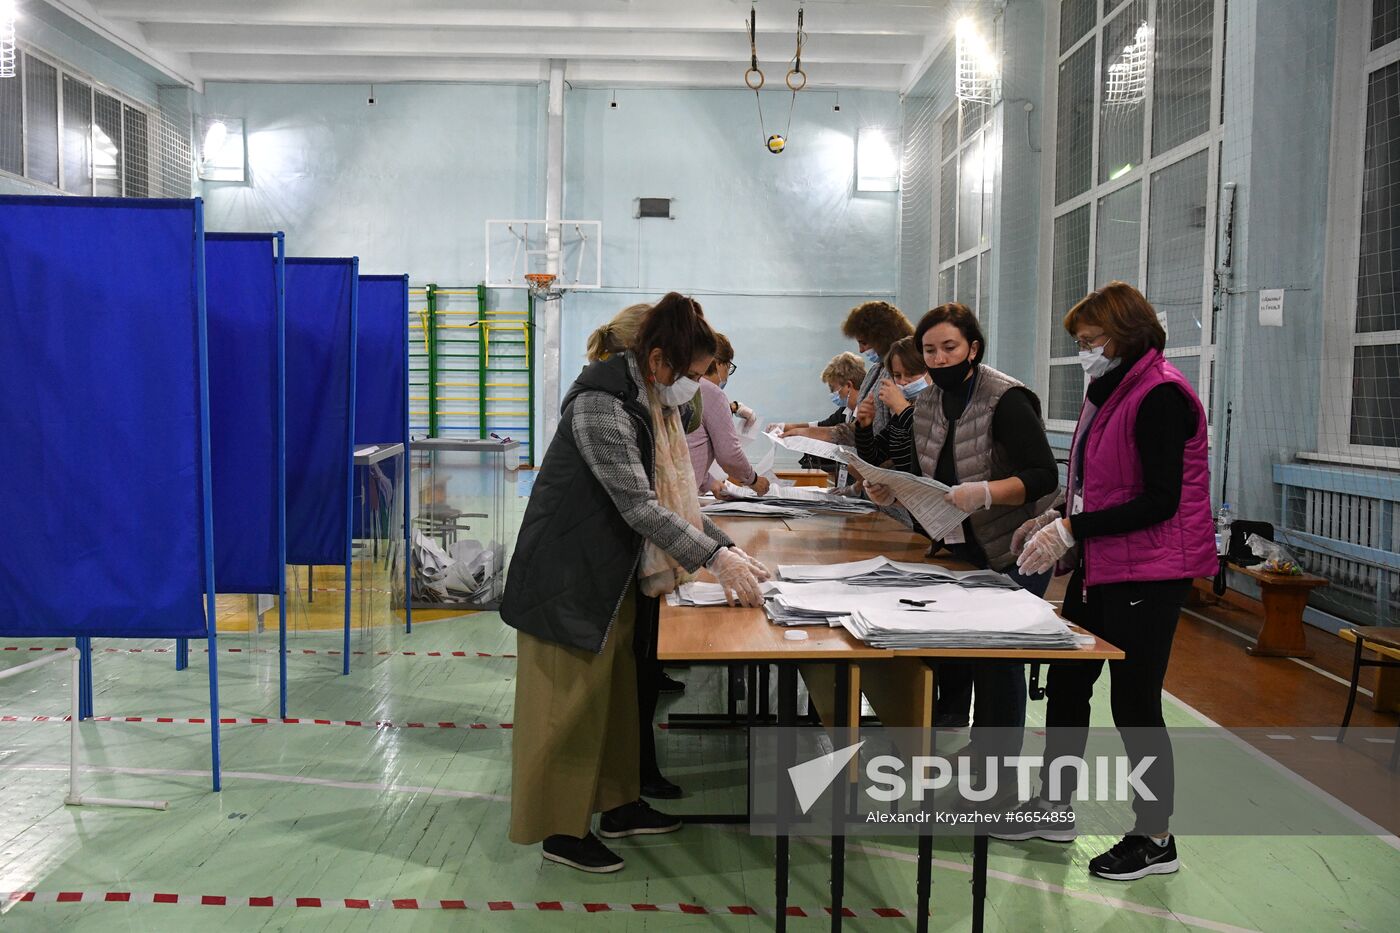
[[1040, 0, 1222, 429], [1320, 1, 1400, 458], [935, 100, 997, 314], [0, 46, 153, 197]]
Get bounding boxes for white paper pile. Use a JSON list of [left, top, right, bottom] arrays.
[[412, 531, 503, 603], [667, 580, 780, 606], [701, 483, 877, 518], [841, 589, 1075, 650], [777, 556, 1019, 590]]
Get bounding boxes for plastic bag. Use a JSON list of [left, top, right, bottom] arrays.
[[1246, 534, 1303, 575]]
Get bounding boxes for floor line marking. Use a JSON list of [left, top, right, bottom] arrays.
[[0, 646, 516, 659], [1161, 689, 1400, 854], [0, 890, 903, 918], [3, 762, 511, 803], [830, 840, 1262, 933], [1, 716, 513, 731]]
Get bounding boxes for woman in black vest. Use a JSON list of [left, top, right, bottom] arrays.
[[501, 294, 768, 873], [866, 304, 1058, 760]]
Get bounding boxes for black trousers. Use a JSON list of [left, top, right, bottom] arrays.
[[632, 591, 665, 784], [1039, 573, 1191, 835]]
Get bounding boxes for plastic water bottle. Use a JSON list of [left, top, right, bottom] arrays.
[[1216, 503, 1233, 555]]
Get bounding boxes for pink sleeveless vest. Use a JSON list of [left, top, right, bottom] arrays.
[[1069, 349, 1217, 586]]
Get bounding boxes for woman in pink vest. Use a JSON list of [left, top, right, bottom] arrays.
[[994, 282, 1217, 881]]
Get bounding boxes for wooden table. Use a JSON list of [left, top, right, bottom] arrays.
[[1235, 565, 1329, 658], [774, 468, 832, 487], [660, 510, 1124, 933]]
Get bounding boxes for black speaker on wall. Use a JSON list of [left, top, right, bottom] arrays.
[[638, 198, 673, 219]]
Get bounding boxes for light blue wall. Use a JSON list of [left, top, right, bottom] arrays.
[[200, 82, 545, 277], [561, 87, 901, 446]]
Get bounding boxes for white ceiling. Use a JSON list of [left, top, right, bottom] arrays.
[[48, 0, 965, 93]]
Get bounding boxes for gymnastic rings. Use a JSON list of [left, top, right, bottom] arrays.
[[746, 68, 766, 91], [786, 68, 807, 92]]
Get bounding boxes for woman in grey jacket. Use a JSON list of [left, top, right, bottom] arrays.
[[501, 293, 767, 874]]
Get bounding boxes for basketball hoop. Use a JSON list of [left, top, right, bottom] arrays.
[[524, 273, 561, 301]]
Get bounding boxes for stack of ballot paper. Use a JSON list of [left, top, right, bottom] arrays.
[[840, 588, 1076, 649], [777, 556, 1019, 590], [667, 581, 780, 606], [700, 483, 877, 518]]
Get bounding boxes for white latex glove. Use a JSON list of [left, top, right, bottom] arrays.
[[734, 403, 757, 427], [765, 422, 785, 435], [708, 547, 764, 607], [865, 482, 897, 507], [730, 546, 772, 582], [1011, 510, 1061, 556], [1017, 518, 1075, 576], [945, 481, 992, 513]]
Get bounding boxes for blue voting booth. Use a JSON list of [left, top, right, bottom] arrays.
[[0, 196, 223, 790], [356, 274, 413, 634], [285, 258, 359, 674]]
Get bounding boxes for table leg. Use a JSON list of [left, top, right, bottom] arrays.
[[831, 662, 850, 932], [776, 663, 797, 933], [1247, 584, 1314, 658], [916, 834, 933, 933], [972, 833, 989, 933]]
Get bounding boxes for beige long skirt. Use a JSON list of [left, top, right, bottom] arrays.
[[509, 583, 641, 844]]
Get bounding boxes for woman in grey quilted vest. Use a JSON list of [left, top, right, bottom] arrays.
[[866, 303, 1059, 763]]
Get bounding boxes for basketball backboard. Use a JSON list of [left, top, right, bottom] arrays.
[[485, 219, 602, 291]]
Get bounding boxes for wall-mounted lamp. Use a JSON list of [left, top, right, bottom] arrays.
[[856, 126, 899, 193], [955, 17, 1000, 103], [197, 115, 246, 182]]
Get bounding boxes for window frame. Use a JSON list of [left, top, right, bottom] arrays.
[[0, 43, 156, 198], [1317, 0, 1400, 466], [934, 100, 998, 324], [1036, 0, 1227, 433]]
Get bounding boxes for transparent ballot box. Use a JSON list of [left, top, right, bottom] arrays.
[[351, 443, 407, 654], [409, 438, 519, 611]]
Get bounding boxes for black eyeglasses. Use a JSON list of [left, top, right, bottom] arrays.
[[725, 361, 738, 377]]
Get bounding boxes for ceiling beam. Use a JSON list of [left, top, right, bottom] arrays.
[[40, 0, 203, 89], [139, 22, 927, 65], [98, 0, 945, 37], [190, 53, 907, 91]]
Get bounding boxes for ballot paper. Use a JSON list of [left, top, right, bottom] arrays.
[[701, 500, 808, 518], [764, 428, 857, 463], [846, 455, 968, 542], [841, 591, 1075, 649], [668, 580, 781, 606], [776, 556, 1018, 590]]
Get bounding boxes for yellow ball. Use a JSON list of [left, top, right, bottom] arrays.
[[766, 134, 786, 154]]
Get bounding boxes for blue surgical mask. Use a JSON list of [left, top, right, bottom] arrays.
[[830, 390, 846, 409], [861, 348, 881, 366], [900, 376, 930, 399]]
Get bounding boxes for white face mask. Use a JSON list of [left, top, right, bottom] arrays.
[[1078, 346, 1122, 379], [657, 375, 699, 407], [862, 347, 881, 365]]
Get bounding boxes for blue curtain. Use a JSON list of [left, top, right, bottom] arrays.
[[0, 196, 210, 638], [207, 234, 283, 594], [285, 258, 357, 566], [354, 275, 409, 445]]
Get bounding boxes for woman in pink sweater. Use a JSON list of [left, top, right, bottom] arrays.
[[686, 333, 769, 497]]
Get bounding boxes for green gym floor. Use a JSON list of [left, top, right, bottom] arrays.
[[2, 497, 1398, 931]]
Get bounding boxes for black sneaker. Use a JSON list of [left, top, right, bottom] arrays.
[[989, 797, 1078, 843], [641, 775, 684, 800], [542, 833, 624, 873], [658, 672, 686, 695], [1088, 834, 1180, 880], [598, 799, 683, 839]]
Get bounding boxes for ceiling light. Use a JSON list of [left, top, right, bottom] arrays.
[[956, 18, 999, 104], [1, 0, 18, 80]]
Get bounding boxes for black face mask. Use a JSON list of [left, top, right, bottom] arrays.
[[929, 357, 976, 391]]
